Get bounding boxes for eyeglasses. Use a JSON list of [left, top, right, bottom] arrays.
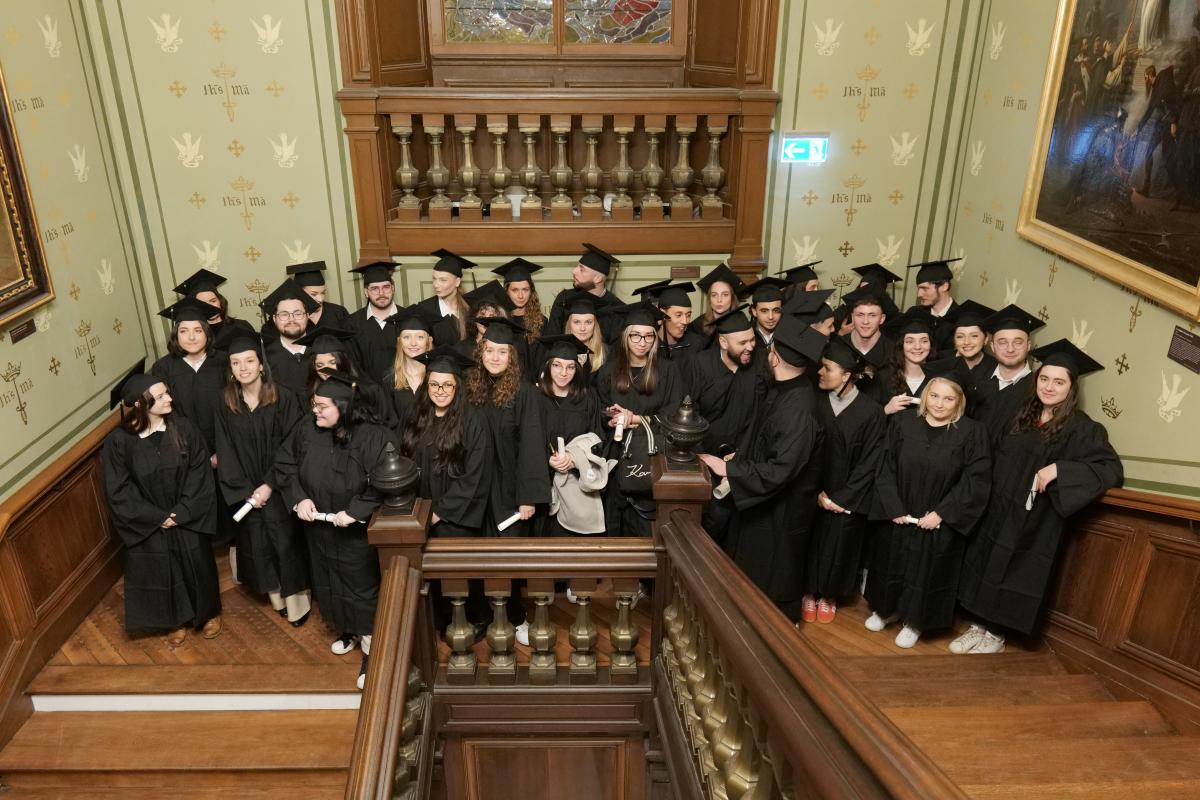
[[428, 381, 456, 394], [626, 332, 656, 343], [366, 285, 393, 294], [274, 311, 308, 320]]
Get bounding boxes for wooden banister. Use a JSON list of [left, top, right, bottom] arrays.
[[420, 537, 659, 579]]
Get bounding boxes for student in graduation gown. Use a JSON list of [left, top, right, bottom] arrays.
[[969, 304, 1045, 444], [689, 263, 745, 342], [400, 347, 492, 536], [495, 257, 548, 367], [534, 335, 606, 536], [546, 243, 626, 344], [803, 339, 887, 624], [743, 277, 789, 366], [102, 362, 222, 646], [558, 290, 610, 381], [656, 282, 706, 363], [699, 321, 827, 621], [906, 258, 961, 358], [274, 370, 393, 689], [259, 279, 321, 402], [173, 268, 256, 345], [466, 317, 551, 536], [839, 285, 895, 385], [949, 300, 998, 394], [215, 333, 310, 626], [414, 249, 473, 347], [151, 297, 230, 457], [868, 306, 934, 414], [382, 304, 437, 430], [953, 340, 1123, 655], [459, 280, 532, 375], [595, 303, 685, 536], [286, 260, 350, 330], [864, 360, 991, 648], [345, 260, 401, 383], [297, 326, 396, 429], [778, 261, 822, 302]]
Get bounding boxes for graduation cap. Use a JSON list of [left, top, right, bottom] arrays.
[[697, 263, 745, 295], [556, 289, 599, 317], [657, 282, 696, 310], [841, 284, 899, 318], [350, 260, 397, 285], [314, 368, 358, 403], [158, 296, 219, 324], [417, 344, 476, 376], [173, 268, 226, 297], [743, 277, 791, 305], [823, 338, 866, 372], [286, 261, 329, 288], [951, 300, 996, 331], [389, 303, 440, 333], [110, 359, 158, 410], [779, 261, 822, 285], [615, 301, 667, 329], [921, 357, 973, 390], [465, 279, 516, 313], [631, 279, 672, 303], [431, 248, 476, 277], [784, 288, 836, 318], [773, 318, 828, 367], [539, 334, 591, 362], [1031, 339, 1104, 377], [294, 326, 355, 354], [260, 279, 320, 315], [492, 257, 542, 284], [982, 303, 1044, 335], [479, 316, 526, 345], [887, 305, 935, 336], [713, 304, 753, 334], [908, 258, 961, 284], [852, 263, 903, 287], [578, 242, 619, 275], [217, 327, 264, 358]]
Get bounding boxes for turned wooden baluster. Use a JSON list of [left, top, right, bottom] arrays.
[[485, 579, 517, 684], [610, 580, 640, 680], [670, 115, 697, 218], [700, 116, 728, 219], [725, 719, 771, 800], [610, 122, 635, 220], [517, 115, 543, 218], [487, 115, 512, 216], [527, 584, 557, 684], [456, 115, 481, 210], [711, 676, 746, 771], [443, 582, 476, 682], [425, 120, 451, 220], [640, 115, 666, 220], [390, 114, 420, 219], [568, 579, 598, 683], [548, 120, 574, 215], [579, 120, 604, 210]]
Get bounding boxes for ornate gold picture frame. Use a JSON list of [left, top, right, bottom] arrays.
[[0, 61, 53, 328], [1017, 0, 1200, 321]]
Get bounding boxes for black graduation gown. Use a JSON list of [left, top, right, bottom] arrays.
[[865, 413, 991, 631], [722, 377, 823, 619], [683, 347, 760, 455], [410, 412, 492, 535], [958, 413, 1122, 635], [262, 337, 308, 403], [475, 383, 552, 535], [687, 316, 717, 348], [312, 301, 350, 330], [927, 301, 959, 359], [971, 371, 1034, 445], [532, 386, 604, 535], [150, 352, 228, 453], [215, 390, 308, 596], [546, 288, 626, 344], [840, 331, 894, 399], [101, 419, 221, 632], [382, 372, 419, 432], [345, 308, 398, 388], [659, 328, 706, 367], [807, 390, 887, 598], [208, 318, 257, 351], [414, 296, 463, 348], [274, 421, 393, 635]]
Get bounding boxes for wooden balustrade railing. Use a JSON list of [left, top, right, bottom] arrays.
[[337, 87, 777, 266]]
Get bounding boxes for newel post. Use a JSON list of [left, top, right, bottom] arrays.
[[368, 442, 430, 570], [652, 396, 712, 541]]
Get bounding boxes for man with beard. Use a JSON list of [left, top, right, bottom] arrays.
[[345, 261, 400, 383], [969, 304, 1045, 443], [286, 261, 350, 330], [260, 279, 321, 402], [743, 277, 789, 367], [545, 243, 626, 343]]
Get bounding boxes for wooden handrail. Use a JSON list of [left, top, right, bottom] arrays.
[[421, 537, 659, 579], [659, 508, 967, 800], [1100, 486, 1200, 521]]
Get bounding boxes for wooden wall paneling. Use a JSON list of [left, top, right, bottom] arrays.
[[1045, 517, 1137, 642], [377, 0, 431, 86], [726, 90, 776, 271], [340, 93, 394, 261], [460, 737, 642, 800], [336, 0, 378, 86], [1121, 532, 1200, 674], [687, 0, 741, 88], [739, 0, 781, 87]]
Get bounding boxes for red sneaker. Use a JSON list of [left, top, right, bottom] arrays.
[[816, 599, 836, 624], [801, 595, 817, 623]]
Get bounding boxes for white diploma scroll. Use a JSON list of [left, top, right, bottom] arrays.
[[496, 511, 522, 532], [232, 500, 255, 523], [613, 414, 626, 442]]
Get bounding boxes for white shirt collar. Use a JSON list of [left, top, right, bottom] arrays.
[[992, 362, 1032, 388], [183, 353, 206, 372], [368, 303, 397, 327], [438, 296, 454, 317], [281, 336, 306, 355], [139, 418, 167, 438]]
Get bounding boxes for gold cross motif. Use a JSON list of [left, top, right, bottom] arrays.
[[212, 63, 238, 121], [1114, 353, 1130, 374], [69, 282, 80, 300], [963, 201, 974, 217], [230, 176, 255, 230], [851, 138, 867, 156], [889, 189, 904, 205], [1037, 305, 1049, 322], [244, 246, 262, 263], [48, 357, 61, 376], [838, 241, 855, 257], [903, 83, 919, 100], [168, 80, 187, 98], [112, 318, 123, 335], [227, 139, 246, 157], [188, 192, 206, 209], [266, 81, 285, 98], [800, 190, 819, 206], [864, 25, 880, 45], [282, 192, 300, 209], [855, 65, 880, 122], [209, 21, 226, 41], [1047, 260, 1058, 287], [979, 271, 989, 286], [812, 83, 829, 101], [4, 25, 20, 45]]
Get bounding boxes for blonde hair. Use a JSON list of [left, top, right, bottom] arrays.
[[566, 313, 607, 372], [390, 329, 432, 390], [917, 378, 966, 425]]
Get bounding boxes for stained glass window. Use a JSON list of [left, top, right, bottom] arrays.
[[443, 0, 554, 44], [564, 0, 673, 45]]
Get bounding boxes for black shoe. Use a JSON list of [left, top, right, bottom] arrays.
[[357, 653, 369, 690], [290, 610, 310, 628], [277, 608, 288, 618], [331, 633, 360, 655]]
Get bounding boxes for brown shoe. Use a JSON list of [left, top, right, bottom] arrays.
[[202, 616, 223, 639], [166, 626, 188, 647]]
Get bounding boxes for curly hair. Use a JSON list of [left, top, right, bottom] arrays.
[[1011, 365, 1080, 441], [522, 288, 546, 341], [466, 339, 521, 408], [400, 383, 470, 479]]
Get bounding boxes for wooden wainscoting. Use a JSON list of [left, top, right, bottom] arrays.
[[0, 412, 122, 748], [1045, 489, 1200, 733]]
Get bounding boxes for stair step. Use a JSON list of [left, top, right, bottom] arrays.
[[1, 784, 347, 798], [963, 780, 1200, 799], [929, 737, 1200, 787], [28, 664, 360, 695], [0, 710, 357, 773], [860, 674, 1112, 708], [836, 652, 1066, 681], [887, 700, 1174, 741]]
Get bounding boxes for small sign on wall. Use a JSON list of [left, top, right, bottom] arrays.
[[780, 132, 829, 164], [1168, 326, 1200, 375]]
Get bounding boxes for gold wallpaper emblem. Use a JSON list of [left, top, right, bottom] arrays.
[[48, 356, 60, 375], [849, 64, 882, 122], [1101, 397, 1122, 419], [168, 80, 187, 98], [208, 21, 227, 42], [209, 63, 243, 121], [1047, 259, 1058, 287], [265, 80, 284, 98], [112, 318, 123, 335], [837, 240, 855, 257], [888, 189, 904, 205], [1, 362, 31, 426], [243, 245, 262, 263], [74, 320, 98, 376], [1129, 297, 1142, 332], [1114, 354, 1130, 376], [188, 192, 207, 209], [281, 191, 299, 209], [228, 176, 257, 230], [836, 174, 868, 226], [227, 139, 246, 157]]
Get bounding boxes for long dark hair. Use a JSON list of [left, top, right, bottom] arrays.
[[520, 284, 546, 341], [304, 350, 361, 398], [167, 319, 215, 358], [120, 385, 188, 453], [400, 382, 470, 478], [613, 329, 660, 395], [1011, 364, 1080, 441], [538, 357, 588, 402], [313, 389, 380, 445]]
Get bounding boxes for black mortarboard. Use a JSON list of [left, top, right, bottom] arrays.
[[314, 368, 358, 403], [294, 326, 355, 354], [784, 288, 836, 318], [921, 357, 973, 389], [888, 306, 935, 336], [983, 304, 1044, 335], [842, 284, 898, 317], [286, 260, 329, 288], [773, 318, 828, 367], [697, 263, 745, 295], [260, 279, 320, 315], [823, 338, 865, 372], [350, 260, 397, 285], [173, 268, 226, 296], [657, 282, 696, 309], [159, 296, 219, 324], [465, 279, 516, 313], [417, 345, 476, 376], [110, 359, 157, 409], [539, 334, 591, 362], [713, 304, 754, 334], [389, 303, 440, 333], [479, 316, 526, 345], [431, 248, 476, 277], [557, 289, 599, 317], [218, 327, 264, 358], [780, 261, 822, 285], [909, 258, 961, 284], [631, 279, 673, 302], [744, 277, 790, 305], [852, 263, 903, 286], [1031, 339, 1104, 377], [616, 301, 667, 329], [951, 300, 996, 330], [578, 242, 619, 275], [492, 257, 542, 284]]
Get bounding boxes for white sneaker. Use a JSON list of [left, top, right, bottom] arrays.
[[356, 654, 368, 690], [514, 621, 530, 647], [331, 634, 360, 655], [969, 631, 1006, 654], [894, 625, 921, 649], [864, 611, 892, 632], [949, 624, 986, 655]]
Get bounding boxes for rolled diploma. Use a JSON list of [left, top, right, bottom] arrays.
[[902, 515, 920, 525], [313, 511, 336, 523], [496, 511, 522, 532], [1025, 475, 1040, 511], [232, 500, 255, 522], [613, 414, 626, 442]]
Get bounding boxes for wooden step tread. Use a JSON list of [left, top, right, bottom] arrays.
[[964, 779, 1200, 799], [0, 710, 357, 772], [860, 674, 1112, 708], [886, 701, 1174, 741], [28, 664, 360, 695], [3, 785, 347, 799], [836, 652, 1067, 681], [929, 737, 1200, 786]]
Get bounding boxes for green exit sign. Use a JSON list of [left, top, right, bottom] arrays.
[[780, 132, 829, 164]]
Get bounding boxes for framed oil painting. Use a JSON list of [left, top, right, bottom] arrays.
[[0, 62, 52, 328], [1018, 0, 1200, 321]]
